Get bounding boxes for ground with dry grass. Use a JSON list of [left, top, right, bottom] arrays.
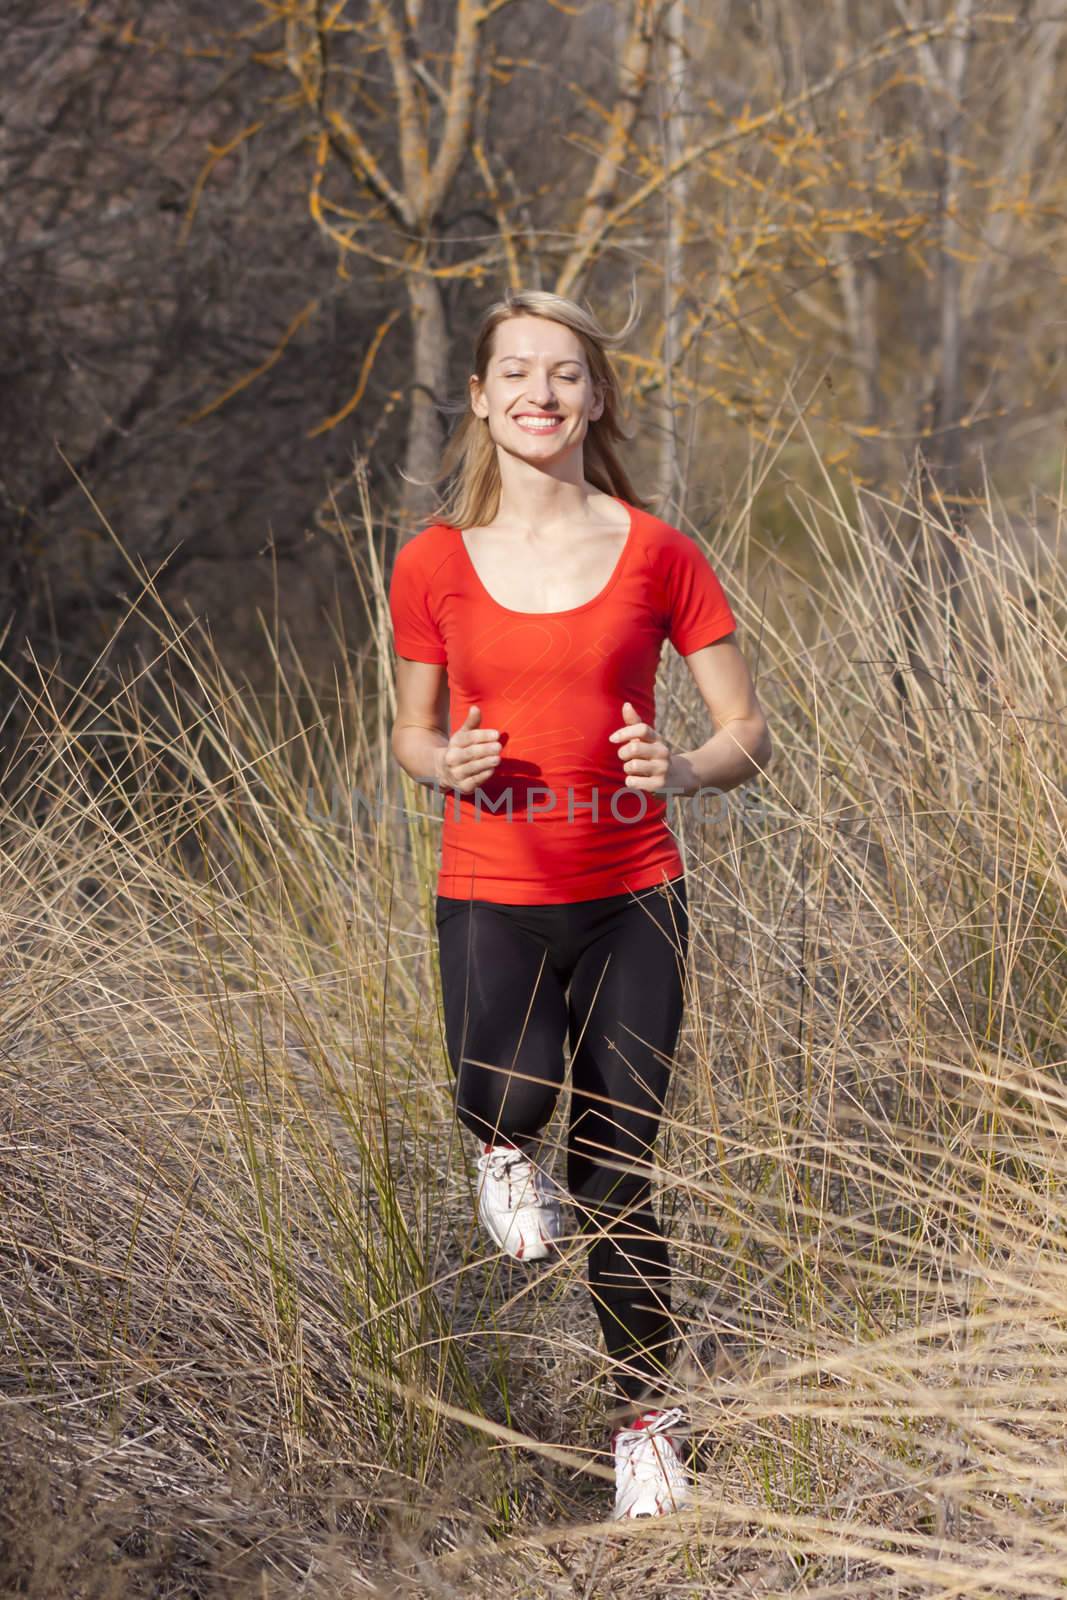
[[1, 463, 1065, 1597]]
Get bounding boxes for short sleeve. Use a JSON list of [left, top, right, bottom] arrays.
[[388, 538, 447, 664], [660, 528, 737, 654]]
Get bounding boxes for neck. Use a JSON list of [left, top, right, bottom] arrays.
[[493, 447, 602, 533]]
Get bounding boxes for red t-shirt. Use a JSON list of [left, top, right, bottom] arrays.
[[388, 499, 737, 904]]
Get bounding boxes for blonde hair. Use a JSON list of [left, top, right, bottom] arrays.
[[434, 288, 648, 529]]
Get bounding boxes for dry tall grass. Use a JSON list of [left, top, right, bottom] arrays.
[[1, 457, 1064, 1597]]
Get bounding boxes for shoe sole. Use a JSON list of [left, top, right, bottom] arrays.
[[613, 1503, 689, 1519], [478, 1203, 561, 1261]]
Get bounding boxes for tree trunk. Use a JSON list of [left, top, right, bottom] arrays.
[[656, 0, 688, 521], [400, 270, 450, 539], [832, 236, 884, 487], [926, 0, 974, 597]]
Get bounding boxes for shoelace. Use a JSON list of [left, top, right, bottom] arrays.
[[614, 1406, 688, 1482], [481, 1146, 547, 1206]]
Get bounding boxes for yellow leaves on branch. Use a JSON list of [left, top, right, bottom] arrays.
[[471, 141, 521, 290], [615, 350, 774, 440], [310, 130, 329, 221], [180, 121, 265, 248], [306, 310, 403, 439], [184, 300, 320, 425], [318, 0, 355, 31], [556, 15, 998, 292], [78, 9, 238, 62]]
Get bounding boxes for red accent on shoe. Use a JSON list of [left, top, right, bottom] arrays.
[[612, 1410, 676, 1447]]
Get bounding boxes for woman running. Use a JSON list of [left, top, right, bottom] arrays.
[[388, 289, 772, 1519]]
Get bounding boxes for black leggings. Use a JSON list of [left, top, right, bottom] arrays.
[[434, 875, 689, 1405]]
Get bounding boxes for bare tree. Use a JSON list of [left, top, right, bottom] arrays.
[[0, 0, 392, 679], [221, 0, 670, 540], [654, 0, 691, 521], [4, 0, 1065, 688]]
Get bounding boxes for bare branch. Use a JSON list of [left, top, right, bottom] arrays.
[[427, 0, 484, 213], [371, 0, 431, 222], [556, 14, 985, 298], [556, 0, 660, 297]]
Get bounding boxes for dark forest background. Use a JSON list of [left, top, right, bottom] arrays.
[[3, 0, 1064, 687]]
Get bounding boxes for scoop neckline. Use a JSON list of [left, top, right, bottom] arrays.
[[453, 498, 636, 618]]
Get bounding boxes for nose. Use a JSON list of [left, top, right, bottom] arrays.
[[524, 366, 557, 409]]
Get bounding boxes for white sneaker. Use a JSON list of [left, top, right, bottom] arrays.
[[612, 1407, 692, 1519], [475, 1143, 563, 1261]]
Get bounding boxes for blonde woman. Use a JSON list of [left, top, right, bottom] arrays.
[[388, 290, 771, 1518]]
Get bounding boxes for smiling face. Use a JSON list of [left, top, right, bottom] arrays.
[[469, 314, 605, 470]]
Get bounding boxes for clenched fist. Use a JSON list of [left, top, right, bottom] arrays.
[[438, 704, 503, 794], [608, 700, 678, 794]]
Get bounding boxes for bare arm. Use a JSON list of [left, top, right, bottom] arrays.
[[390, 658, 503, 792], [391, 658, 452, 789], [668, 635, 772, 798]]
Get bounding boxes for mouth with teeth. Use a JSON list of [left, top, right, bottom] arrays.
[[513, 414, 564, 433]]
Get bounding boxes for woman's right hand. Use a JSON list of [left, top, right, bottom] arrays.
[[437, 704, 503, 793]]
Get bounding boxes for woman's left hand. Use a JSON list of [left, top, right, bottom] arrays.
[[608, 701, 687, 794]]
